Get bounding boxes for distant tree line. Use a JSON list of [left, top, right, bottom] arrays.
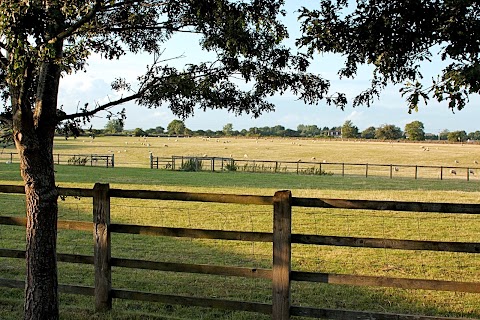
[[60, 119, 480, 143]]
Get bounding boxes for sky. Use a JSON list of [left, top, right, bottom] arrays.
[[57, 1, 480, 135]]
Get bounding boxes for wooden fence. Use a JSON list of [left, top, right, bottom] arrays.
[[0, 184, 479, 319], [150, 155, 479, 181], [1, 152, 114, 167]]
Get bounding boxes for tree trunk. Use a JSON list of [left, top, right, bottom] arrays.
[[12, 54, 63, 320], [20, 142, 59, 320]]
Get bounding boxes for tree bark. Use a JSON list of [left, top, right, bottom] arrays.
[[11, 44, 63, 320], [21, 143, 59, 320], [15, 59, 61, 319]]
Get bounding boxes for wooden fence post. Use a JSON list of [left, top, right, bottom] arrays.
[[94, 183, 112, 312], [272, 190, 292, 320]]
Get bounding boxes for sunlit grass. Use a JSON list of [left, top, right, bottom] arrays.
[[1, 137, 480, 319]]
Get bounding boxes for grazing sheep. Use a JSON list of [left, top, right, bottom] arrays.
[[394, 167, 399, 172], [311, 157, 316, 160], [163, 144, 168, 147], [244, 154, 248, 158], [454, 160, 459, 164], [474, 160, 478, 164], [322, 160, 327, 163], [450, 169, 457, 175], [5, 160, 12, 164], [469, 169, 475, 175]]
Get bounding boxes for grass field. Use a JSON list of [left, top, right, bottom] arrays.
[[1, 137, 480, 319], [2, 136, 480, 170]]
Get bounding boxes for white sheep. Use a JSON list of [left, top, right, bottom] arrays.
[[450, 169, 457, 175]]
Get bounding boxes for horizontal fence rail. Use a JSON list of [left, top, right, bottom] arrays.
[[149, 154, 480, 182], [1, 184, 479, 320], [1, 152, 114, 167], [3, 150, 478, 181]]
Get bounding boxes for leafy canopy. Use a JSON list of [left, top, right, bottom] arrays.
[[0, 0, 345, 137], [341, 120, 359, 138], [297, 0, 480, 112], [404, 120, 425, 141]]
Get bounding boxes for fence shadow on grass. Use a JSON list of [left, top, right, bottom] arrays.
[[0, 185, 479, 319]]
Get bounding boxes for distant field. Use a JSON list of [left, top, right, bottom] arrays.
[[3, 136, 480, 170], [1, 137, 480, 319]]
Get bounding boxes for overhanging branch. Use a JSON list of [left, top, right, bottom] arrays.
[[104, 26, 200, 34], [102, 0, 142, 11], [58, 91, 142, 121]]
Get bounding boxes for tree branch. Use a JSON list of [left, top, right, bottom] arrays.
[[0, 52, 7, 69], [0, 112, 12, 124], [58, 91, 142, 121], [47, 0, 102, 44], [103, 26, 200, 34], [101, 0, 145, 11]]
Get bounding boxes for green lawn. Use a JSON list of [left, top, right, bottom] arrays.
[[1, 139, 480, 319]]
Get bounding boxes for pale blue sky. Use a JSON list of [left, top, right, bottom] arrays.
[[57, 1, 480, 134]]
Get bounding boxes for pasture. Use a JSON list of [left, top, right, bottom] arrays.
[[3, 135, 480, 170], [1, 137, 480, 319]]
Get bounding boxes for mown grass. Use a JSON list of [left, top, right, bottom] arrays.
[[1, 137, 480, 319]]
